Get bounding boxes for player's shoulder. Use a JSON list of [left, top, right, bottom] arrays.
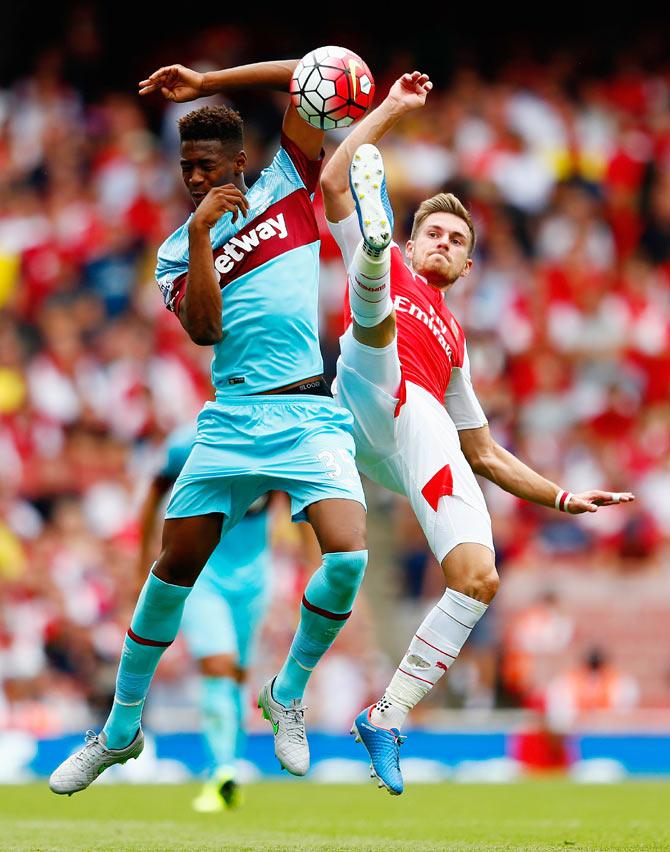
[[157, 218, 191, 265]]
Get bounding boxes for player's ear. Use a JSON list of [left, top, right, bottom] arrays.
[[405, 239, 414, 261], [233, 150, 247, 175], [460, 258, 473, 278]]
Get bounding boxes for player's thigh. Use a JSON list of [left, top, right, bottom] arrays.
[[181, 581, 238, 662], [339, 325, 402, 397], [306, 498, 367, 554], [274, 396, 368, 543], [156, 514, 224, 586], [334, 327, 401, 465], [397, 383, 494, 564]]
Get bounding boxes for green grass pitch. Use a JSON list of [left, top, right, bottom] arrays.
[[1, 780, 669, 851]]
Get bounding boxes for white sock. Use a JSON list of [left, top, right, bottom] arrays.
[[370, 588, 488, 730], [348, 241, 392, 328]]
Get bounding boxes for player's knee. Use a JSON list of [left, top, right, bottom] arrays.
[[199, 654, 238, 678], [322, 549, 368, 596], [466, 566, 499, 604], [153, 555, 199, 587]]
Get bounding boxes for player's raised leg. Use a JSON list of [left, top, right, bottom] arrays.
[[259, 498, 367, 775], [49, 514, 222, 795], [347, 143, 395, 347], [320, 71, 432, 350]]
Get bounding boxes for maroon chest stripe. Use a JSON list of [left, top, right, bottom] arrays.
[[171, 189, 319, 316], [213, 189, 319, 289]]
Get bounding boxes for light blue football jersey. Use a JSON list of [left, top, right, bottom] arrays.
[[159, 425, 270, 594], [156, 134, 324, 396]]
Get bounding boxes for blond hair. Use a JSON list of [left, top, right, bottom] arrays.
[[410, 193, 475, 255]]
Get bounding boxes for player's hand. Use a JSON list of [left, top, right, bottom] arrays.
[[566, 490, 636, 514], [388, 71, 433, 112], [138, 64, 206, 102], [190, 185, 249, 229]]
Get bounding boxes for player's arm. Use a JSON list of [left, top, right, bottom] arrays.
[[178, 186, 249, 344], [139, 59, 323, 160], [458, 425, 635, 515], [139, 60, 299, 101], [320, 72, 432, 223]]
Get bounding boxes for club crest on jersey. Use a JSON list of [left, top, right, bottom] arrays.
[[214, 213, 288, 277]]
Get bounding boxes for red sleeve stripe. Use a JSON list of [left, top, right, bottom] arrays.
[[280, 130, 324, 194], [171, 273, 188, 316]]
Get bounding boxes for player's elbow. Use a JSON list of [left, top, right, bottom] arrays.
[[320, 168, 347, 200], [189, 326, 223, 346], [183, 318, 222, 346], [180, 309, 222, 346], [465, 445, 497, 478]]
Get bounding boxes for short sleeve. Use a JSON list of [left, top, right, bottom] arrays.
[[444, 342, 488, 430], [280, 131, 324, 194], [156, 270, 188, 315], [327, 211, 362, 270]]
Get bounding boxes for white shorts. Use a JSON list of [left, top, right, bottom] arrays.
[[333, 327, 494, 563]]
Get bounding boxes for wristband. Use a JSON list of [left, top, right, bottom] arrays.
[[555, 490, 573, 512]]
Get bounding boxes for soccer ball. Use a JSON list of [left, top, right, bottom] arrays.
[[290, 46, 375, 130]]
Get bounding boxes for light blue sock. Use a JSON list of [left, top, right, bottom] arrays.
[[234, 683, 247, 761], [103, 570, 191, 749], [201, 676, 239, 776], [273, 550, 367, 706]]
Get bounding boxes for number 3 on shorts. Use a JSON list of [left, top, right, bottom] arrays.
[[317, 448, 356, 480]]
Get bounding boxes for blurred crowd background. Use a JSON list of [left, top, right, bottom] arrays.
[[1, 10, 669, 761]]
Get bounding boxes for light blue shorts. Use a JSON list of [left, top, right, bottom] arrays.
[[166, 394, 366, 533], [180, 569, 271, 668]]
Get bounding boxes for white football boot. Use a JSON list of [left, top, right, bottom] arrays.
[[349, 143, 394, 254], [257, 679, 309, 776], [49, 728, 144, 795]]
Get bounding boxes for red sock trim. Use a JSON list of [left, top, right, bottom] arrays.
[[302, 595, 351, 621], [398, 667, 434, 685], [127, 627, 173, 648], [415, 634, 456, 659]]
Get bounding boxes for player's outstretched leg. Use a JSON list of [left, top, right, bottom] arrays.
[[351, 546, 496, 795], [348, 144, 394, 331], [49, 570, 191, 794], [259, 548, 367, 775]]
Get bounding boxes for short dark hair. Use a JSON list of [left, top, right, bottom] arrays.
[[178, 105, 244, 150]]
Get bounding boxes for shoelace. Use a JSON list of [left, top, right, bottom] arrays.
[[390, 730, 406, 772], [72, 731, 103, 769], [283, 705, 308, 744]]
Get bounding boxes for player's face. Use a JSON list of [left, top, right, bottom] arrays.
[[179, 140, 241, 207], [406, 212, 473, 289]]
